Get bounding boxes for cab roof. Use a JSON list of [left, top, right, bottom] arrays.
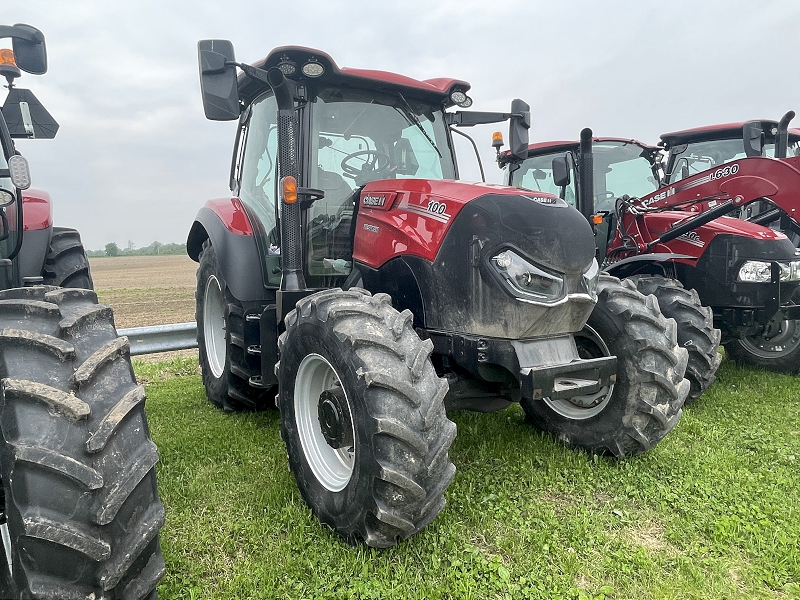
[[660, 121, 800, 148], [238, 45, 470, 108]]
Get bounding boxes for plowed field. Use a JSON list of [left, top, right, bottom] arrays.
[[90, 255, 198, 328]]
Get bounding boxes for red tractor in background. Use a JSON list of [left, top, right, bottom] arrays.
[[497, 128, 800, 388], [657, 114, 800, 368], [189, 41, 690, 548], [0, 24, 163, 599], [660, 112, 800, 244]]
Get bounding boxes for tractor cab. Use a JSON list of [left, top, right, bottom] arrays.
[[661, 114, 800, 184], [660, 113, 800, 243]]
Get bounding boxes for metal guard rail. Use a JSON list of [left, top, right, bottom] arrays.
[[118, 322, 198, 356]]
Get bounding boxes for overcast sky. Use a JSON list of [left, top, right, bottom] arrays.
[[4, 0, 800, 250]]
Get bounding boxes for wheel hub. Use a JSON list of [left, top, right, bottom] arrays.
[[318, 386, 353, 449]]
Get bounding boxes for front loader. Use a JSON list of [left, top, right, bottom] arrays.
[[0, 24, 163, 599], [188, 41, 690, 548], [498, 128, 800, 384]]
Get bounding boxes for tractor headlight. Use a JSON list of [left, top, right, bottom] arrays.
[[582, 258, 600, 298], [737, 260, 800, 282], [491, 250, 564, 302]]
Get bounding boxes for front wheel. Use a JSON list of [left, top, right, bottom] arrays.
[[632, 275, 721, 401], [195, 239, 271, 410], [278, 288, 456, 547], [521, 274, 690, 458], [724, 287, 800, 373]]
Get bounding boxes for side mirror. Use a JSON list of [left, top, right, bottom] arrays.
[[11, 24, 46, 75], [743, 121, 764, 157], [393, 138, 419, 175], [198, 40, 240, 121], [552, 155, 571, 187], [509, 99, 530, 161]]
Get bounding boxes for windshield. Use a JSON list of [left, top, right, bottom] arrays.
[[668, 137, 800, 184], [511, 141, 658, 211], [310, 87, 455, 189], [304, 87, 455, 283], [512, 151, 577, 206]]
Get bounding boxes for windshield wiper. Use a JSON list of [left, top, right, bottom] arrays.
[[396, 92, 442, 159]]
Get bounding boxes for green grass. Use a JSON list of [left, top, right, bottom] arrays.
[[135, 357, 800, 600]]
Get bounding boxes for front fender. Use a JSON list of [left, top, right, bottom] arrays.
[[187, 198, 266, 302], [603, 252, 696, 279]]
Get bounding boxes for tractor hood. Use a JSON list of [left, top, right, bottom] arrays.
[[354, 179, 595, 274], [354, 179, 598, 339]]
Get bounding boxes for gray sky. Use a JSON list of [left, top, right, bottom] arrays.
[[5, 0, 800, 250]]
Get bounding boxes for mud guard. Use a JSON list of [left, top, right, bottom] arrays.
[[603, 252, 696, 279], [187, 204, 266, 302]]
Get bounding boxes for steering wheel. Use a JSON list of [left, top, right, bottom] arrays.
[[340, 150, 391, 182]]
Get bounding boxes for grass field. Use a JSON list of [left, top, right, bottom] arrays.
[[137, 357, 800, 600], [95, 256, 800, 599]]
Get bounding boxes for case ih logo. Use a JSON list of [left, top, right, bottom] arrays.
[[362, 195, 387, 207], [644, 187, 675, 206], [527, 195, 557, 205]]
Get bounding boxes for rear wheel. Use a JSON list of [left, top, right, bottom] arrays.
[[0, 286, 164, 599], [724, 287, 800, 373], [195, 239, 271, 410], [41, 227, 94, 289], [632, 275, 721, 401], [521, 274, 690, 458], [278, 288, 456, 547]]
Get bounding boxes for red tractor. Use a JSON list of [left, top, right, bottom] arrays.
[[660, 112, 800, 243], [0, 24, 163, 599], [189, 41, 690, 548], [497, 128, 800, 386]]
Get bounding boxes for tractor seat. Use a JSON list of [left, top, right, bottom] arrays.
[[316, 168, 354, 216]]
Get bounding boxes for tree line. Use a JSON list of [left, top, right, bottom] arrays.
[[89, 241, 187, 257]]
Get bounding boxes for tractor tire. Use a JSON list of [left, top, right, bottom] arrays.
[[195, 239, 270, 411], [277, 288, 456, 548], [632, 275, 721, 401], [723, 287, 800, 374], [521, 274, 690, 458], [42, 227, 94, 290], [0, 285, 164, 599]]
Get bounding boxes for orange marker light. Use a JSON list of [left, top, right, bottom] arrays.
[[282, 176, 298, 204], [492, 131, 504, 148], [591, 214, 604, 225], [0, 49, 16, 67]]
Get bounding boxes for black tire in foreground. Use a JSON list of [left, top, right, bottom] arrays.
[[724, 287, 800, 374], [0, 285, 164, 599], [278, 288, 456, 548], [42, 227, 94, 289], [195, 239, 271, 411], [633, 275, 722, 401], [521, 274, 690, 458]]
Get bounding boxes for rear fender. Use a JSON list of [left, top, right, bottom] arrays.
[[187, 198, 266, 302]]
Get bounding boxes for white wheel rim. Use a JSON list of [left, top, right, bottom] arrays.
[[295, 354, 355, 492], [1, 522, 11, 576], [544, 325, 615, 420], [203, 275, 226, 378]]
